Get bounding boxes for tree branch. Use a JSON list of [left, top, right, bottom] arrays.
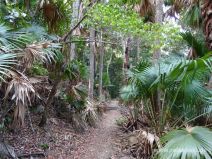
[[61, 15, 88, 42], [61, 1, 98, 42]]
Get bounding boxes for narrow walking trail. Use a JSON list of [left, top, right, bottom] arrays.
[[73, 101, 125, 159]]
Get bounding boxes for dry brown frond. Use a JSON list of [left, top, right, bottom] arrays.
[[126, 130, 160, 158], [43, 3, 61, 33], [5, 71, 36, 106], [13, 103, 26, 127], [82, 99, 98, 126], [22, 42, 54, 68], [5, 71, 38, 127], [134, 0, 155, 22]]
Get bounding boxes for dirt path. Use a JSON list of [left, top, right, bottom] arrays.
[[73, 101, 125, 159]]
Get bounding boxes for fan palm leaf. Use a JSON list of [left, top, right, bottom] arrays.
[[159, 126, 212, 159], [0, 53, 16, 80], [0, 24, 30, 50], [120, 54, 212, 125], [21, 42, 61, 68], [180, 32, 208, 57], [182, 2, 202, 28]]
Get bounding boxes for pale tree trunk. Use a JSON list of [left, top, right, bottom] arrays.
[[155, 0, 163, 23], [122, 37, 131, 82], [99, 31, 104, 101], [89, 28, 95, 99], [70, 0, 81, 60], [153, 0, 163, 62], [136, 38, 141, 62], [153, 0, 164, 114]]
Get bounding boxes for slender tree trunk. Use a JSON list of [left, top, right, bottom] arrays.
[[70, 0, 81, 60], [152, 0, 164, 114], [99, 31, 104, 101], [136, 38, 141, 62], [122, 37, 130, 82], [24, 0, 30, 12], [153, 0, 163, 62], [88, 28, 95, 99], [124, 38, 130, 70], [201, 0, 212, 88], [202, 0, 212, 50], [39, 79, 60, 127]]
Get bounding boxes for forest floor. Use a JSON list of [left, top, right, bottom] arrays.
[[4, 100, 133, 159], [72, 100, 132, 159]]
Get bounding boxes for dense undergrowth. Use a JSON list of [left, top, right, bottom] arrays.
[[0, 0, 211, 159]]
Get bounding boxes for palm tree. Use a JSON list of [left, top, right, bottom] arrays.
[[202, 0, 212, 50], [0, 24, 61, 128], [120, 54, 212, 133], [181, 32, 209, 58], [165, 0, 211, 51]]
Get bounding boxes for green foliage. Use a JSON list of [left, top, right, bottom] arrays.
[[0, 24, 30, 49], [108, 57, 123, 98], [159, 126, 212, 159], [0, 2, 30, 28], [87, 3, 181, 53], [181, 32, 209, 57], [120, 55, 212, 132], [63, 93, 86, 112], [181, 3, 202, 28], [87, 3, 144, 35], [61, 83, 88, 112], [0, 53, 16, 80], [30, 63, 48, 76], [40, 143, 49, 150], [63, 60, 88, 80]]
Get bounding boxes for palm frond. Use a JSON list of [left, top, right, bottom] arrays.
[[0, 53, 16, 80], [0, 24, 30, 49], [180, 32, 208, 57], [5, 71, 36, 106], [182, 3, 202, 28], [21, 42, 61, 68], [4, 71, 37, 127], [121, 55, 212, 123], [82, 99, 98, 126], [159, 126, 212, 159]]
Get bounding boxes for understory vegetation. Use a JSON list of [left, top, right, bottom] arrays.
[[0, 0, 211, 159]]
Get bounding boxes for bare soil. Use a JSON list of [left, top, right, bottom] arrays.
[[4, 101, 133, 159], [73, 100, 124, 159]]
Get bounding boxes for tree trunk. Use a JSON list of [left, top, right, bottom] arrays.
[[122, 37, 131, 83], [24, 0, 31, 12], [155, 0, 164, 23], [153, 0, 163, 62], [70, 0, 81, 60], [202, 0, 212, 88], [124, 38, 130, 70], [202, 0, 212, 50], [136, 38, 141, 62], [99, 31, 104, 101], [39, 79, 60, 127], [88, 28, 95, 99], [152, 0, 164, 114]]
